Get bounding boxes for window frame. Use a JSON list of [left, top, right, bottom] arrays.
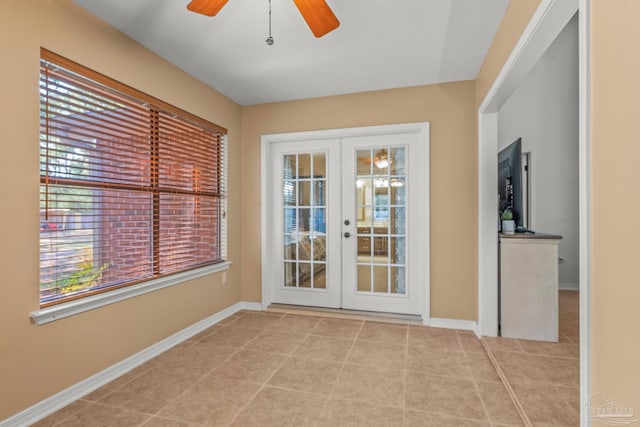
[[37, 48, 229, 312]]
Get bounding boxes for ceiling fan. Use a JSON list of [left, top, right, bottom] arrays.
[[186, 0, 340, 38]]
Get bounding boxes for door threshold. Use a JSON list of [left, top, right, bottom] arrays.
[[266, 304, 423, 325]]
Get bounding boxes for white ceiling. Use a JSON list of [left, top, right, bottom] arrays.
[[74, 0, 509, 106]]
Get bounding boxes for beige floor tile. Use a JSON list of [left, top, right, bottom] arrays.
[[212, 349, 286, 383], [408, 326, 463, 351], [140, 417, 191, 427], [318, 398, 404, 426], [356, 321, 408, 345], [218, 311, 249, 325], [293, 335, 353, 362], [230, 386, 326, 426], [83, 365, 151, 401], [31, 400, 90, 427], [511, 382, 579, 426], [404, 410, 491, 427], [268, 357, 343, 394], [226, 312, 284, 330], [558, 291, 579, 312], [555, 386, 580, 413], [347, 340, 406, 370], [459, 331, 486, 353], [98, 366, 200, 414], [406, 345, 471, 378], [145, 342, 236, 376], [310, 317, 364, 339], [157, 375, 261, 426], [518, 336, 579, 359], [269, 313, 322, 334], [185, 325, 222, 343], [199, 326, 262, 348], [492, 351, 546, 384], [467, 351, 502, 383], [476, 381, 524, 426], [54, 402, 150, 427], [242, 329, 306, 355], [535, 355, 580, 387], [332, 363, 405, 407], [405, 372, 487, 420], [494, 351, 579, 387], [484, 337, 525, 353]]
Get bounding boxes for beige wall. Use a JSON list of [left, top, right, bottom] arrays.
[[591, 0, 640, 414], [475, 0, 543, 107], [0, 0, 242, 419], [240, 82, 478, 320]]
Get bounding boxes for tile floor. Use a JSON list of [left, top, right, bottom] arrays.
[[32, 291, 580, 427], [486, 290, 580, 426]]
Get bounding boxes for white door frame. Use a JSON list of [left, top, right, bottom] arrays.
[[477, 0, 590, 424], [261, 122, 430, 321]]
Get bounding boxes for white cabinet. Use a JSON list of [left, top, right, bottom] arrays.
[[500, 233, 562, 342]]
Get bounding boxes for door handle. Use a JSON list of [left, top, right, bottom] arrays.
[[344, 232, 351, 238]]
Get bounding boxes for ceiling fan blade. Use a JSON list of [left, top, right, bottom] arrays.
[[293, 0, 340, 38], [186, 0, 229, 17]]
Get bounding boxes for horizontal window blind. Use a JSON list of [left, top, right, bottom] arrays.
[[39, 49, 227, 307]]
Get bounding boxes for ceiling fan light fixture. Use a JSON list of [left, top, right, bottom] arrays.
[[374, 149, 390, 169], [266, 0, 274, 45], [186, 0, 229, 17], [292, 0, 340, 38]]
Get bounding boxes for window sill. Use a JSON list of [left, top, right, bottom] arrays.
[[31, 261, 232, 325]]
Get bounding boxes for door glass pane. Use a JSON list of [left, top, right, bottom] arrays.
[[284, 155, 296, 179], [299, 262, 312, 287], [299, 181, 311, 206], [390, 237, 406, 264], [314, 265, 326, 289], [357, 150, 372, 175], [284, 181, 296, 206], [282, 151, 328, 290], [357, 236, 372, 262], [284, 262, 296, 287], [313, 153, 326, 177], [313, 237, 326, 261], [298, 208, 311, 232], [357, 264, 371, 292], [373, 265, 388, 292], [390, 207, 405, 234], [298, 154, 311, 178], [313, 181, 325, 206], [284, 240, 296, 260], [390, 178, 405, 205], [355, 146, 407, 295], [372, 148, 389, 176], [389, 147, 406, 175], [284, 208, 297, 233], [391, 266, 405, 294], [312, 208, 326, 233], [373, 236, 388, 257], [299, 236, 311, 261]]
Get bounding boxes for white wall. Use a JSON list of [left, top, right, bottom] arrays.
[[498, 14, 579, 288]]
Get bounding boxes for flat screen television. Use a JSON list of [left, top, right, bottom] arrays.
[[498, 138, 523, 228]]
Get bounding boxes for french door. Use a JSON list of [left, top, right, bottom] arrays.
[[266, 124, 429, 316]]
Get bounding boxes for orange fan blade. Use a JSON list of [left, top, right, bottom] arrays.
[[187, 0, 229, 17], [293, 0, 340, 38]]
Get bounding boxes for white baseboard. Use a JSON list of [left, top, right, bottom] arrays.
[[240, 301, 265, 311], [559, 282, 579, 291], [427, 317, 479, 336], [0, 302, 251, 427]]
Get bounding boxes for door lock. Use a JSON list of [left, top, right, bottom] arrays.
[[344, 219, 350, 226], [344, 232, 351, 238]]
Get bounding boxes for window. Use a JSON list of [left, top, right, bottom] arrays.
[[39, 49, 227, 307]]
